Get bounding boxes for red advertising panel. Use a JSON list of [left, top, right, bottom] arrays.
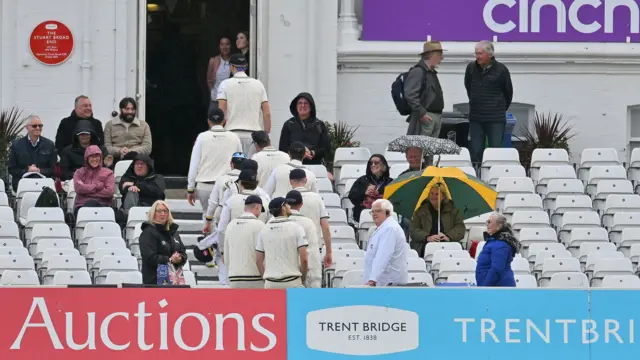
[[0, 288, 286, 360], [29, 21, 74, 65]]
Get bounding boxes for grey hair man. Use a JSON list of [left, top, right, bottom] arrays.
[[8, 115, 57, 191], [464, 41, 513, 165], [363, 199, 408, 287]]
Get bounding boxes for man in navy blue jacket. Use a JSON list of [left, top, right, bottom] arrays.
[[8, 116, 57, 191]]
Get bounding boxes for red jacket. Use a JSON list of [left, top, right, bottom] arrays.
[[73, 145, 114, 207]]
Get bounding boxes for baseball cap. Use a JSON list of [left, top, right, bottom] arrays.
[[289, 141, 306, 153], [240, 159, 258, 171], [231, 152, 247, 165], [238, 169, 257, 182], [193, 244, 214, 263], [289, 168, 307, 180], [269, 197, 294, 212], [229, 53, 248, 67], [208, 108, 225, 123], [285, 190, 303, 205], [76, 130, 91, 136], [251, 131, 269, 145], [245, 195, 265, 212]]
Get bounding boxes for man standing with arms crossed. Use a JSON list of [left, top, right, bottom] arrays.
[[255, 197, 309, 289], [286, 190, 322, 288], [217, 53, 271, 158], [288, 169, 332, 268]]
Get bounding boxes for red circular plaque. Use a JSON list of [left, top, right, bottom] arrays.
[[29, 21, 74, 65]]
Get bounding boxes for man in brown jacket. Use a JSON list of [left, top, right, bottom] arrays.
[[104, 97, 153, 160]]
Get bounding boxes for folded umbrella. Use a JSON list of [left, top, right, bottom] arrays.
[[383, 166, 497, 220]]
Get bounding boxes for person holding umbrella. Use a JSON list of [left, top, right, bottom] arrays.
[[409, 184, 465, 257]]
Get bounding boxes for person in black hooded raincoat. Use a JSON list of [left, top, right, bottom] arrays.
[[279, 92, 331, 165], [348, 154, 393, 222], [119, 153, 166, 212], [59, 119, 110, 181]]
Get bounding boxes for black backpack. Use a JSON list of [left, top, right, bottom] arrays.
[[391, 66, 428, 116], [35, 186, 59, 207]]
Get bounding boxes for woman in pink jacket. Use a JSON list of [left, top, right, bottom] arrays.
[[73, 145, 115, 216]]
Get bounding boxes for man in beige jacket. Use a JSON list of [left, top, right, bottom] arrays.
[[104, 97, 152, 160]]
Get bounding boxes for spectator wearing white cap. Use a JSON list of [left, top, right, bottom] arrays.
[[255, 196, 308, 288], [287, 190, 323, 288], [250, 130, 290, 187], [264, 141, 318, 199], [289, 169, 332, 266], [203, 152, 247, 233], [364, 199, 408, 286], [187, 107, 242, 221], [222, 195, 267, 289], [217, 53, 271, 158]]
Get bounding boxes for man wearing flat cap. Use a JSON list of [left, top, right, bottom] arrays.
[[404, 41, 446, 142], [255, 196, 309, 288]]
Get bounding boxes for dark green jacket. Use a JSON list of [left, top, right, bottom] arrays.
[[409, 200, 466, 257]]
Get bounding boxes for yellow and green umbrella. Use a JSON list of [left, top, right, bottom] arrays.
[[383, 166, 497, 220]]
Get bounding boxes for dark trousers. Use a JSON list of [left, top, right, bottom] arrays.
[[469, 121, 506, 165], [73, 199, 109, 218]]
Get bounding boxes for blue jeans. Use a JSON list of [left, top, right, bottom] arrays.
[[469, 121, 506, 165]]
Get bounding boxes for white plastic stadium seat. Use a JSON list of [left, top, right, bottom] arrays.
[[105, 270, 143, 285], [511, 257, 531, 275], [333, 147, 371, 168], [76, 207, 116, 240], [578, 242, 616, 267], [407, 258, 427, 273], [601, 275, 640, 289], [52, 270, 92, 285], [43, 255, 87, 285], [0, 247, 28, 257], [306, 164, 329, 179], [0, 254, 35, 277], [565, 227, 608, 257], [628, 148, 640, 185], [332, 257, 365, 287], [592, 179, 633, 212], [423, 242, 463, 264], [18, 192, 40, 225], [408, 272, 434, 286], [591, 258, 634, 287], [535, 166, 577, 196], [39, 248, 81, 276], [515, 274, 538, 288], [30, 223, 70, 244], [543, 179, 584, 211], [527, 242, 565, 266], [24, 207, 65, 242], [16, 178, 56, 204], [548, 272, 589, 288], [318, 178, 333, 193], [511, 211, 550, 236], [183, 270, 197, 286], [126, 207, 150, 241], [502, 194, 543, 218], [557, 211, 601, 244], [578, 148, 620, 182], [530, 148, 570, 181], [480, 148, 520, 180], [446, 273, 476, 286], [0, 238, 24, 250], [539, 257, 581, 287], [80, 222, 123, 253], [85, 237, 127, 263], [319, 193, 341, 209], [0, 270, 40, 285], [533, 249, 572, 274], [436, 153, 472, 168], [430, 250, 471, 273], [435, 258, 476, 284], [341, 270, 364, 287], [330, 225, 356, 243], [95, 255, 139, 284], [550, 195, 594, 228], [90, 248, 133, 274], [34, 238, 75, 264], [585, 250, 624, 277], [0, 192, 9, 207], [585, 165, 627, 196], [608, 212, 640, 247], [384, 150, 406, 165], [455, 166, 477, 177], [602, 195, 640, 228], [327, 208, 348, 226], [486, 165, 526, 186], [495, 177, 534, 210], [618, 229, 640, 257], [390, 163, 409, 178]]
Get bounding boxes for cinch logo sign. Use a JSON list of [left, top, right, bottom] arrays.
[[483, 0, 639, 35], [305, 305, 419, 356]]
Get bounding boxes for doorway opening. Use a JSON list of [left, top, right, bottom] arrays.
[[145, 0, 251, 175]]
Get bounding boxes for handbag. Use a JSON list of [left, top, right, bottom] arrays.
[[168, 263, 186, 285]]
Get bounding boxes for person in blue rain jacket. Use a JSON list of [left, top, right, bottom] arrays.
[[475, 212, 521, 287]]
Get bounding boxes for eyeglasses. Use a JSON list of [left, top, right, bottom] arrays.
[[30, 124, 43, 128], [369, 209, 384, 214], [156, 209, 169, 214]]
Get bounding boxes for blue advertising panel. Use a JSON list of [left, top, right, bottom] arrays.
[[287, 288, 596, 359], [589, 290, 640, 360]]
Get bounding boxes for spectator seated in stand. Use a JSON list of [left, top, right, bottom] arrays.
[[409, 184, 466, 257], [72, 145, 115, 217], [348, 154, 393, 223], [60, 120, 112, 182], [118, 154, 165, 217], [55, 95, 104, 154], [104, 97, 152, 162], [8, 115, 57, 192]]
